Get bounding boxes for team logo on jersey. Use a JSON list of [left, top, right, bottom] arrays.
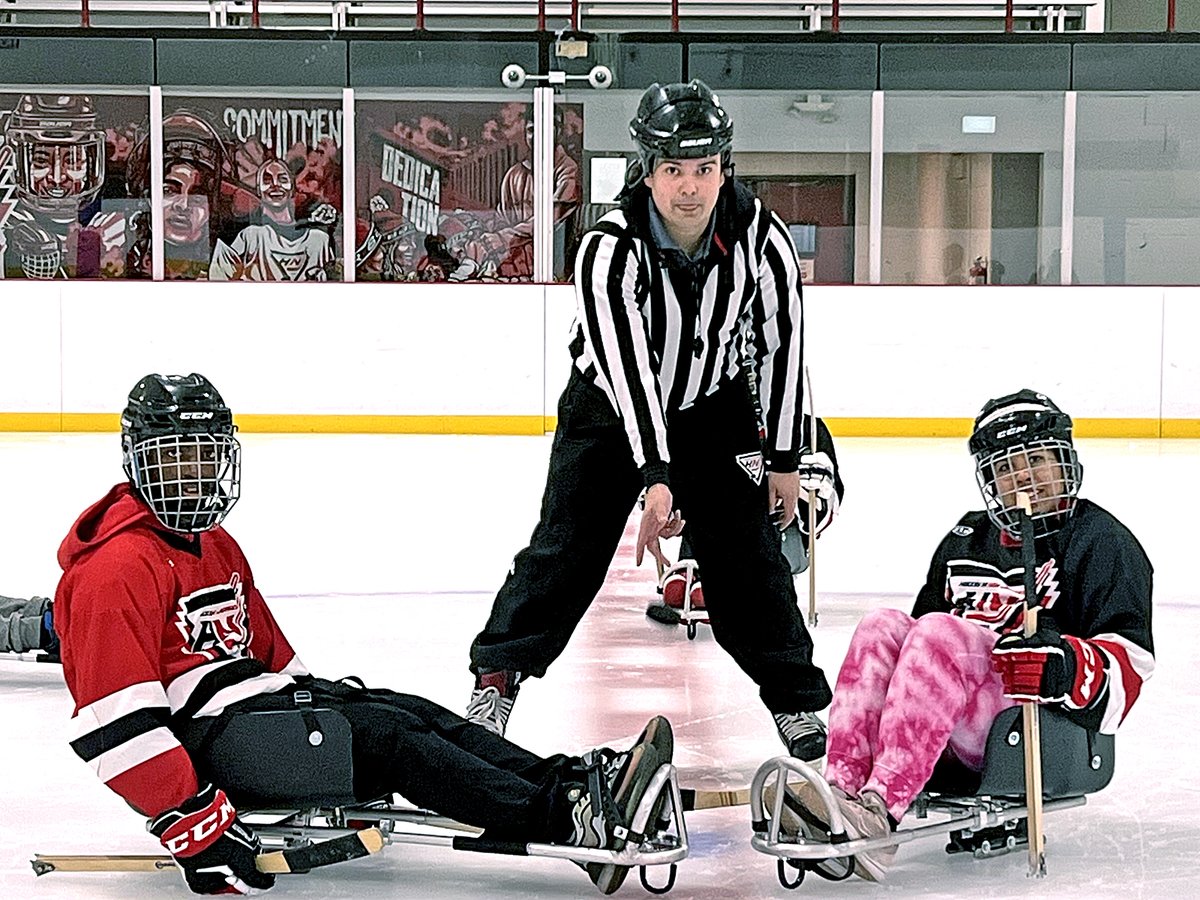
[[944, 557, 1061, 633], [270, 250, 310, 281], [174, 573, 250, 660], [952, 525, 974, 537], [735, 451, 764, 485]]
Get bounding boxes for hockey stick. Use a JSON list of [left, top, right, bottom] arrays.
[[31, 827, 385, 877], [805, 367, 818, 627], [1016, 492, 1047, 878]]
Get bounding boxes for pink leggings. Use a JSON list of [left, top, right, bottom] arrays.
[[825, 609, 1016, 822]]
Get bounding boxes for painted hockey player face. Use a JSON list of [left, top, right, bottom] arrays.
[[990, 445, 1068, 517], [163, 161, 212, 246], [28, 143, 92, 202], [257, 160, 294, 214], [644, 154, 724, 246]]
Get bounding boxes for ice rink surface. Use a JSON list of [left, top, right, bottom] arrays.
[[1, 432, 1196, 899]]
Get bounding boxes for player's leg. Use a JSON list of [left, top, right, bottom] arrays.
[[863, 613, 1017, 820], [0, 595, 53, 654], [823, 608, 918, 797]]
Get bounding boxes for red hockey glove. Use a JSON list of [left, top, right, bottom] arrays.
[[148, 784, 275, 895], [991, 619, 1107, 708]]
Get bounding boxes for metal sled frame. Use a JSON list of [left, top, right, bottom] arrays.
[[665, 560, 710, 641], [748, 757, 1086, 888], [247, 762, 688, 894]]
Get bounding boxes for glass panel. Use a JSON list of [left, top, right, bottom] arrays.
[[570, 88, 873, 284], [1074, 92, 1200, 285], [882, 92, 1065, 285], [0, 90, 148, 279], [354, 94, 584, 283], [157, 93, 345, 281]]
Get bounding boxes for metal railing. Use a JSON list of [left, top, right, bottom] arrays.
[[0, 0, 1105, 32]]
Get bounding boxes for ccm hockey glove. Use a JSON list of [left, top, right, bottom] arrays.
[[991, 618, 1108, 709], [148, 783, 275, 895]]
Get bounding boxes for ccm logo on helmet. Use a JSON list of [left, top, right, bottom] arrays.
[[996, 424, 1028, 439], [678, 137, 713, 147], [179, 411, 215, 420]]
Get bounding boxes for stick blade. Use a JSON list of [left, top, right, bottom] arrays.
[[646, 603, 682, 625], [257, 827, 385, 874]]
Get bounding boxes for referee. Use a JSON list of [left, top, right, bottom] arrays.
[[466, 80, 832, 761]]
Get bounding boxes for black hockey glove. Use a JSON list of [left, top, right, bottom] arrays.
[[148, 783, 275, 895], [991, 618, 1108, 709]]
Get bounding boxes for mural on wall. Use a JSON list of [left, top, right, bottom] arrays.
[[0, 92, 147, 279], [355, 100, 582, 283], [124, 98, 344, 281]]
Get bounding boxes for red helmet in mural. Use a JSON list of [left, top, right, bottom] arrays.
[[126, 109, 231, 201], [4, 94, 106, 217]]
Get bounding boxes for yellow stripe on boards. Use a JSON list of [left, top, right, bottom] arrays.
[[820, 417, 1166, 439], [0, 414, 1195, 439]]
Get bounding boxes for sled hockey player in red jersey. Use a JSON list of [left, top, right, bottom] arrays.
[[776, 389, 1154, 881], [53, 373, 673, 896]]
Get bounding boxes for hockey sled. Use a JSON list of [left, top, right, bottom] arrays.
[[749, 707, 1115, 888], [648, 559, 709, 640], [33, 764, 691, 896]]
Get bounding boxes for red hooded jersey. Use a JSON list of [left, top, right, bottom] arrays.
[[55, 483, 307, 817]]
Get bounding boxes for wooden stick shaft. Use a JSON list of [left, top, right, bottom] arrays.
[[1016, 492, 1047, 877], [804, 365, 818, 627], [806, 488, 818, 626]]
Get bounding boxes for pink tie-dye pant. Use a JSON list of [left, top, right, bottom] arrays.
[[825, 608, 1017, 822]]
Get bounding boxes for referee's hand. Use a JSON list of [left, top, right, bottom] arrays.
[[637, 483, 684, 567], [768, 471, 801, 530]]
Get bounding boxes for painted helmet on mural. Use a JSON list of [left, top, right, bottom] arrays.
[[629, 80, 733, 171], [969, 389, 1082, 538], [4, 94, 106, 217], [121, 374, 241, 534], [126, 109, 230, 200]]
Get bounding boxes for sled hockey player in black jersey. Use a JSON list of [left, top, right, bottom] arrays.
[[650, 413, 844, 640], [50, 373, 678, 896], [751, 388, 1153, 884], [466, 79, 833, 763]]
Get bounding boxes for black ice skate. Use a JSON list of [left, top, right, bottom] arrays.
[[774, 711, 827, 761]]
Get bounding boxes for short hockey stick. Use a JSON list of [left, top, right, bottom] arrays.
[[31, 827, 385, 877], [1016, 491, 1047, 878]]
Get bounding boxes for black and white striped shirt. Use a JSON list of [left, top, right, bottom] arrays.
[[571, 180, 805, 484]]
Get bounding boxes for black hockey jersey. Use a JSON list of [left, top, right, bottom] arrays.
[[911, 499, 1154, 734]]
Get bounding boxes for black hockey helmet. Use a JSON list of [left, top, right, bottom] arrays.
[[629, 80, 733, 173], [121, 373, 241, 534], [969, 389, 1082, 538]]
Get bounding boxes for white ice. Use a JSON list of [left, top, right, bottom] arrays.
[[1, 433, 1196, 899]]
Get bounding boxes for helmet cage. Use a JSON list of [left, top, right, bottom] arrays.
[[125, 432, 241, 534], [7, 95, 106, 214], [974, 438, 1082, 538], [629, 80, 734, 174]]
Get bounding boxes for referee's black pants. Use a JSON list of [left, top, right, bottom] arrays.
[[469, 370, 832, 714]]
